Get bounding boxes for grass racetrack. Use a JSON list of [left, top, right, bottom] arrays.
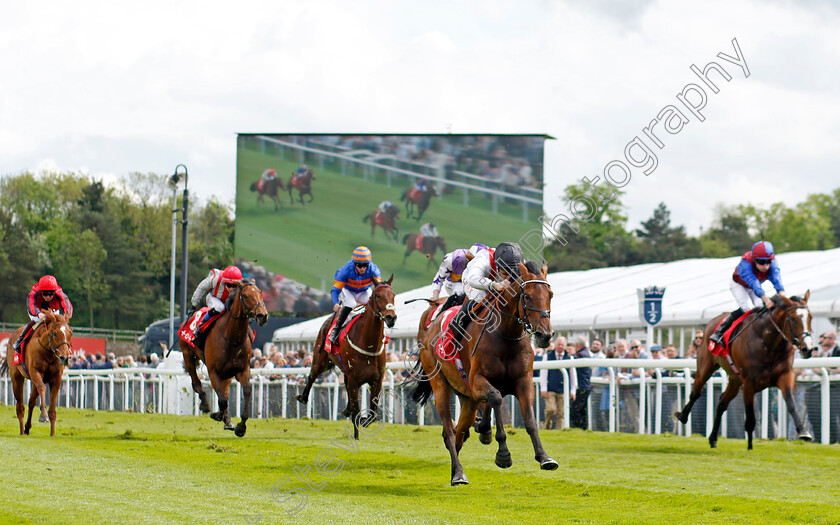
[[2, 405, 840, 524], [235, 142, 541, 294]]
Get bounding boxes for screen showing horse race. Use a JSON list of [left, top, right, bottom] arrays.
[[234, 134, 547, 314]]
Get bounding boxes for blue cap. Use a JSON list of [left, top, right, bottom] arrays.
[[650, 345, 663, 352]]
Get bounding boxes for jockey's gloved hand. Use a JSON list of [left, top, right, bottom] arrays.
[[187, 305, 197, 318]]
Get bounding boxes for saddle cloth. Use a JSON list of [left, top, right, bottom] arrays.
[[434, 306, 463, 363], [179, 308, 223, 348], [324, 307, 365, 354], [708, 310, 751, 357], [425, 303, 446, 329]]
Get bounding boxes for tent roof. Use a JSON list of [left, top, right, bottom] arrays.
[[273, 247, 840, 341]]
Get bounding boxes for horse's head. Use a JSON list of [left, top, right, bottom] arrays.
[[236, 280, 269, 326], [41, 310, 73, 366], [371, 275, 397, 328], [779, 291, 815, 358], [515, 261, 553, 348]]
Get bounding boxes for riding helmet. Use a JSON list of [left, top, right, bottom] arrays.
[[494, 242, 523, 277], [38, 275, 59, 291], [222, 266, 243, 283], [751, 241, 775, 261]]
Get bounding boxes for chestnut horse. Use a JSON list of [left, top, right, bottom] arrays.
[[288, 168, 315, 205], [402, 234, 447, 269], [400, 184, 437, 221], [179, 279, 268, 437], [675, 293, 817, 449], [296, 279, 397, 439], [250, 177, 286, 211], [411, 261, 557, 485], [0, 311, 72, 436], [362, 205, 400, 242]]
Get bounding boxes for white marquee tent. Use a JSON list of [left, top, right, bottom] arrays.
[[273, 248, 840, 348]]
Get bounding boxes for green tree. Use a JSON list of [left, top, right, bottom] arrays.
[[635, 202, 701, 263]]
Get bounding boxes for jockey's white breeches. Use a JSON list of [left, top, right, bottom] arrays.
[[339, 287, 372, 308], [730, 280, 762, 311]]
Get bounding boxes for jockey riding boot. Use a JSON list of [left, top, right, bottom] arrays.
[[12, 321, 35, 356], [330, 306, 352, 346], [434, 293, 464, 321], [710, 308, 744, 345], [450, 299, 476, 345], [193, 309, 219, 339]]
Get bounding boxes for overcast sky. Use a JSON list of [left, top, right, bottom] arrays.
[[2, 0, 838, 235]]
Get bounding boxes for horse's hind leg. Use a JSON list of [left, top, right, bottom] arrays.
[[454, 396, 478, 452], [234, 369, 251, 437], [515, 376, 558, 470], [778, 371, 813, 442], [473, 375, 512, 469], [209, 372, 234, 430], [675, 351, 719, 424], [709, 375, 742, 449], [474, 402, 492, 445], [12, 375, 25, 435], [431, 374, 468, 485], [183, 347, 210, 413], [296, 347, 330, 404]]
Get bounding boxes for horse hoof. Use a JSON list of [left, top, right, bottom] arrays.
[[495, 452, 513, 469], [295, 394, 308, 404], [798, 432, 814, 442], [199, 401, 211, 414], [451, 476, 469, 486], [39, 414, 48, 423], [234, 423, 247, 437], [224, 423, 235, 431], [479, 431, 492, 445], [540, 458, 559, 471], [709, 441, 717, 449], [210, 411, 224, 422]]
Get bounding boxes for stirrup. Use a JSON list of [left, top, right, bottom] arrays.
[[709, 331, 724, 344]]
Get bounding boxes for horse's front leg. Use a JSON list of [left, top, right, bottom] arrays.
[[778, 372, 813, 442], [296, 346, 330, 404], [472, 375, 512, 468], [182, 345, 210, 413], [234, 368, 251, 437], [48, 375, 62, 437], [209, 372, 235, 431], [515, 376, 558, 470], [742, 383, 757, 450], [709, 375, 742, 449]]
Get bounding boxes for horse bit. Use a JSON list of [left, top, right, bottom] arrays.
[[496, 279, 551, 337]]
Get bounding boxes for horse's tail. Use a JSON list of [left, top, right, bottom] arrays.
[[409, 360, 433, 406], [0, 358, 8, 377], [402, 234, 410, 244], [362, 214, 371, 223]]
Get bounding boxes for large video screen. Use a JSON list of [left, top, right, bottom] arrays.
[[235, 134, 547, 314]]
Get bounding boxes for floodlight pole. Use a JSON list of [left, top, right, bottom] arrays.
[[175, 164, 190, 334], [168, 184, 178, 348]]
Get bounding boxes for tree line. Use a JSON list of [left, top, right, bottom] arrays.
[[2, 171, 837, 329], [0, 172, 233, 329], [544, 183, 840, 271]]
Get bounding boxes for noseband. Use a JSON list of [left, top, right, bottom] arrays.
[[39, 322, 72, 358], [768, 304, 811, 351], [229, 283, 266, 320], [370, 283, 396, 322]]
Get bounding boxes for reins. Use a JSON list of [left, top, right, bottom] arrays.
[[345, 283, 394, 357]]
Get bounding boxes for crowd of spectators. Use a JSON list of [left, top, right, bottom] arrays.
[[236, 260, 332, 315], [293, 134, 545, 191]]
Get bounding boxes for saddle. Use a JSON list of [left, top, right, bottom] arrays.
[[373, 210, 386, 226], [709, 310, 752, 357], [324, 307, 365, 354], [434, 306, 463, 363], [179, 308, 224, 350], [407, 188, 422, 202]]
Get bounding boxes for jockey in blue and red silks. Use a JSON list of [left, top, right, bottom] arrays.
[[430, 243, 489, 320], [188, 265, 243, 338], [12, 275, 73, 358], [329, 246, 382, 346], [710, 241, 786, 345]]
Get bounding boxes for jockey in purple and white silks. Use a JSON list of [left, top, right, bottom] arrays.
[[430, 243, 489, 319]]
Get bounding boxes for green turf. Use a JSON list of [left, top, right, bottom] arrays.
[[234, 140, 543, 295], [2, 405, 839, 524]]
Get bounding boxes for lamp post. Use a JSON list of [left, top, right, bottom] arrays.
[[168, 164, 189, 348]]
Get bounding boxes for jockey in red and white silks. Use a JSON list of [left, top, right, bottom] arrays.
[[188, 266, 243, 336]]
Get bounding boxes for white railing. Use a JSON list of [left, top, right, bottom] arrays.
[[4, 358, 839, 444], [246, 135, 543, 221]]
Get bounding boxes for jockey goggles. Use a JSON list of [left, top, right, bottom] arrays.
[[355, 262, 369, 269], [755, 258, 771, 264]]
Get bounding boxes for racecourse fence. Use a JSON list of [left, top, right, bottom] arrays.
[[242, 135, 543, 221], [4, 358, 840, 444]]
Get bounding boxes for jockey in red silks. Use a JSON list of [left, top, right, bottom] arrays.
[[329, 246, 383, 346], [710, 241, 786, 345], [12, 275, 73, 357], [261, 169, 277, 182], [430, 243, 489, 319], [188, 265, 243, 338]]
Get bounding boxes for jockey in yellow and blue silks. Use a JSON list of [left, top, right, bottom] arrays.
[[329, 246, 383, 346], [710, 241, 786, 345]]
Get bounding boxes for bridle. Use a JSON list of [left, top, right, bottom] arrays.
[[369, 283, 396, 323], [497, 278, 552, 337], [229, 282, 266, 320], [38, 321, 72, 358], [767, 303, 812, 353]]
